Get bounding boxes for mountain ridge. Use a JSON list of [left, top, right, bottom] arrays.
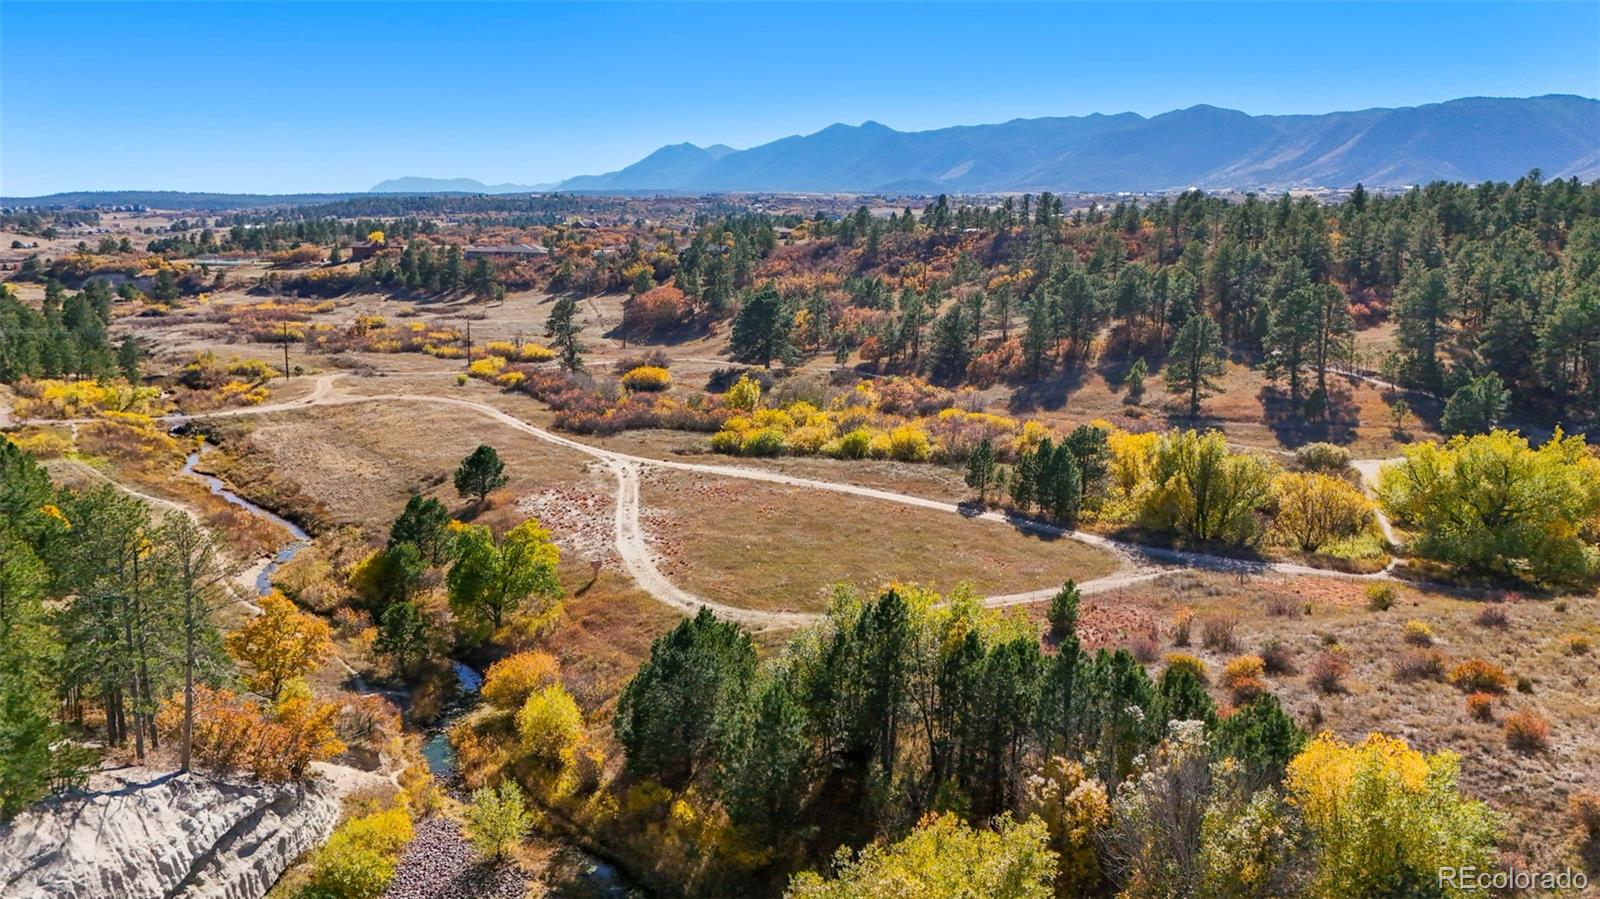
[[368, 176, 556, 194], [545, 95, 1598, 194]]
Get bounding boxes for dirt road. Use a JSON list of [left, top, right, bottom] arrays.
[[13, 373, 1411, 630]]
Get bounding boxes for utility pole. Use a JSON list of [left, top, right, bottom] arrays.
[[464, 320, 472, 369], [281, 321, 290, 380]]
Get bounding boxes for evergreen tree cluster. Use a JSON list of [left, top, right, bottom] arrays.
[[0, 281, 134, 383], [1004, 425, 1109, 525], [613, 585, 1305, 879], [715, 174, 1600, 427], [1, 441, 227, 817]]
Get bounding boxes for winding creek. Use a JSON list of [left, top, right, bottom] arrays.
[[176, 445, 637, 898], [183, 451, 311, 596]]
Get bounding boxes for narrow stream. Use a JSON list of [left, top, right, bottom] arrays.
[[182, 450, 311, 595], [178, 445, 638, 898]]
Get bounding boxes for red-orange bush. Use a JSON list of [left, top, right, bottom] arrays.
[[1504, 709, 1550, 752], [1309, 651, 1350, 694], [1394, 648, 1448, 682], [157, 685, 344, 781], [1465, 691, 1495, 721], [1221, 655, 1269, 702], [965, 338, 1026, 387], [1570, 790, 1600, 848], [622, 285, 691, 332]]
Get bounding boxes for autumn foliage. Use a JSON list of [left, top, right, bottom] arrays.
[[225, 592, 334, 701], [623, 285, 692, 332], [156, 685, 344, 781]]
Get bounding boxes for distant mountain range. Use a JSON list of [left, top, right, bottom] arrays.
[[366, 95, 1595, 196], [368, 176, 558, 194]]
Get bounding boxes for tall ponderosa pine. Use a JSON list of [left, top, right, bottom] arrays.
[[545, 295, 585, 372], [1165, 314, 1226, 418], [729, 283, 795, 368], [615, 608, 756, 790], [0, 530, 62, 818], [1392, 266, 1451, 392]]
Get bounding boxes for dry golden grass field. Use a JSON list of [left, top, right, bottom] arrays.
[[642, 468, 1120, 612]]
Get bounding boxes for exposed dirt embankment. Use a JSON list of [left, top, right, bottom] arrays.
[[0, 767, 341, 899]]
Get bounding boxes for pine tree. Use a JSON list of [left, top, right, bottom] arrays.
[[614, 608, 756, 790], [1393, 266, 1451, 392], [0, 531, 65, 818], [1008, 449, 1037, 512], [928, 305, 971, 382], [1165, 314, 1226, 418], [718, 668, 810, 837], [1124, 356, 1148, 404], [1264, 284, 1321, 399], [1212, 694, 1306, 790], [454, 445, 508, 505], [116, 337, 142, 382], [1154, 663, 1216, 727], [375, 600, 433, 677], [1064, 425, 1110, 502], [1440, 372, 1510, 436], [729, 283, 795, 368], [388, 493, 452, 564], [152, 513, 229, 774], [964, 439, 997, 503], [1046, 580, 1080, 641], [545, 295, 585, 372]]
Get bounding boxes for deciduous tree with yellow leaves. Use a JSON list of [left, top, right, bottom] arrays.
[[1284, 732, 1497, 898], [1379, 429, 1600, 585], [1270, 471, 1374, 552], [225, 592, 332, 702], [785, 812, 1057, 899]]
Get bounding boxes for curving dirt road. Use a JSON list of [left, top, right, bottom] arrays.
[[12, 372, 1410, 630]]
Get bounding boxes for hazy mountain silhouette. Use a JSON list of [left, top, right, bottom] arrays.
[[368, 176, 555, 194], [558, 143, 735, 191], [553, 95, 1600, 193]]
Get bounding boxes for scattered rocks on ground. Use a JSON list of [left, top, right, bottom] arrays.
[[516, 482, 619, 565], [383, 817, 527, 899]]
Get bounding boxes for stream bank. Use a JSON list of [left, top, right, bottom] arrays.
[[178, 444, 640, 898]]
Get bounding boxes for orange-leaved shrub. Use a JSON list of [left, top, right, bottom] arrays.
[[1503, 709, 1550, 752], [1465, 692, 1495, 721], [1449, 658, 1510, 694], [157, 685, 344, 781], [1221, 655, 1268, 702]]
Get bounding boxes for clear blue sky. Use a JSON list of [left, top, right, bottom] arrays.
[[3, 1, 1596, 196]]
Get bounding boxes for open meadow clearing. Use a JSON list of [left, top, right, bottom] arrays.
[[643, 468, 1121, 611]]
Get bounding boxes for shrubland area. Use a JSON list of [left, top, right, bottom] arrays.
[[2, 174, 1599, 898]]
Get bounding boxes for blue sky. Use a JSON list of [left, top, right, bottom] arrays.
[[2, 1, 1597, 195]]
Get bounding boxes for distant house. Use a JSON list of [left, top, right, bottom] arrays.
[[773, 226, 796, 240], [348, 240, 385, 261], [464, 243, 550, 259]]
